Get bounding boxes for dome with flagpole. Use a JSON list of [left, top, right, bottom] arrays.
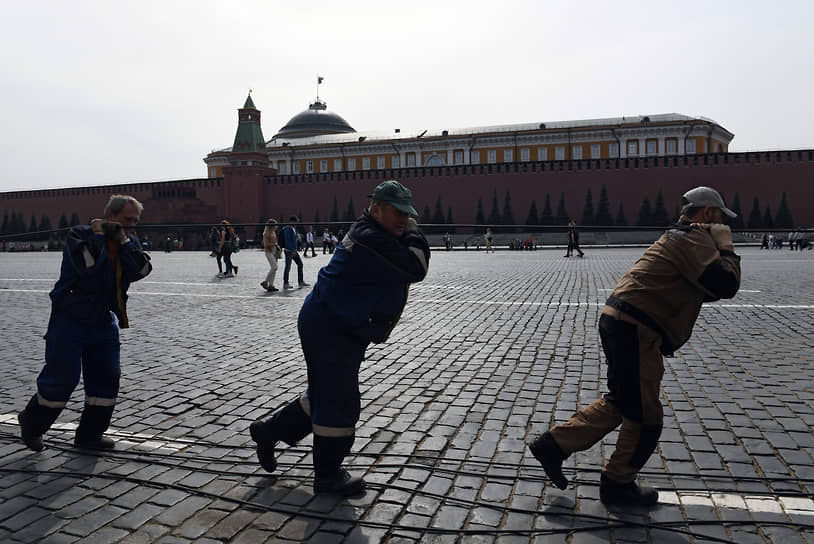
[[272, 99, 356, 140]]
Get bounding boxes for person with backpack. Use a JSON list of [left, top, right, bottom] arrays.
[[249, 181, 431, 495], [281, 216, 307, 288]]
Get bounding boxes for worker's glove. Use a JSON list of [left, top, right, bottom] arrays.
[[708, 224, 733, 251], [89, 219, 105, 234], [102, 221, 129, 244], [406, 218, 418, 232]]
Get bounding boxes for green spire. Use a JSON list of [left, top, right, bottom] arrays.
[[233, 93, 265, 153]]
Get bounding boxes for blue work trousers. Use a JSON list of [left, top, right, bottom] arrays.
[[36, 311, 121, 406], [298, 301, 366, 436]]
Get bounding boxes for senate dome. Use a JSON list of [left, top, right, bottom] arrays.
[[272, 99, 356, 139]]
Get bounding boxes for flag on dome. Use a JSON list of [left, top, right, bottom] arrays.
[[317, 75, 324, 84]]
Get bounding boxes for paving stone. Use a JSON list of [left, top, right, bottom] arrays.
[[1, 248, 813, 542]]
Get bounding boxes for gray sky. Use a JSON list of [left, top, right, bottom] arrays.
[[1, 0, 811, 192]]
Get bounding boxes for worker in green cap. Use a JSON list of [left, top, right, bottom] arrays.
[[250, 180, 430, 496]]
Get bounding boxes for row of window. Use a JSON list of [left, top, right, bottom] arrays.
[[275, 138, 704, 174]]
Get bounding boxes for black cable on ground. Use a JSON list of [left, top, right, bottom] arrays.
[[6, 465, 809, 544], [2, 431, 813, 543]]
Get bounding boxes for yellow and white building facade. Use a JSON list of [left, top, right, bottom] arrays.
[[204, 97, 734, 178]]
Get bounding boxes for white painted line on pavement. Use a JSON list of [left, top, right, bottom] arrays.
[[1, 414, 810, 517], [0, 414, 187, 453], [2, 288, 813, 309]]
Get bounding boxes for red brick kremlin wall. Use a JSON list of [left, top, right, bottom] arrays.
[[2, 150, 812, 230], [264, 150, 814, 227]]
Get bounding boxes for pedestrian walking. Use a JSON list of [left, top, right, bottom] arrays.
[[305, 226, 317, 257], [322, 229, 332, 254], [485, 228, 494, 252], [249, 180, 431, 495], [17, 195, 152, 451], [209, 226, 219, 257], [565, 219, 584, 257], [261, 219, 281, 292], [282, 216, 308, 288], [218, 220, 238, 277], [529, 186, 741, 506]]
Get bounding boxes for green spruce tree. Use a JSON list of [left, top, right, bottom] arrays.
[[762, 205, 774, 229], [330, 196, 340, 223], [555, 192, 569, 224], [475, 197, 485, 225], [774, 192, 794, 228], [580, 188, 595, 226], [730, 193, 745, 230], [747, 197, 762, 229], [421, 203, 432, 224], [487, 189, 501, 225], [594, 185, 613, 226], [343, 198, 355, 222], [652, 189, 670, 226], [636, 196, 653, 226], [432, 195, 445, 224], [615, 202, 628, 226], [540, 194, 553, 225], [525, 200, 539, 226]]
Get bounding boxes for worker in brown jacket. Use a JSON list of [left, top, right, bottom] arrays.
[[529, 186, 741, 506]]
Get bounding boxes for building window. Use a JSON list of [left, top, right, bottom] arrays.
[[377, 156, 386, 169], [591, 144, 600, 159], [392, 155, 400, 168], [572, 145, 582, 160], [609, 143, 619, 158], [293, 162, 301, 174], [278, 161, 288, 174], [334, 158, 342, 171], [470, 150, 480, 164], [686, 139, 696, 154], [537, 147, 547, 161], [407, 153, 416, 167], [306, 160, 314, 173], [503, 149, 513, 162], [627, 140, 639, 156], [362, 157, 370, 170], [320, 159, 328, 172], [487, 150, 496, 163], [348, 158, 356, 170], [646, 140, 657, 155], [209, 167, 216, 177], [555, 146, 565, 160], [666, 140, 676, 154], [454, 150, 464, 164], [520, 148, 530, 161]]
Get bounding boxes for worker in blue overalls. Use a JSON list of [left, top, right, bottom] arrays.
[[18, 195, 152, 451], [251, 180, 431, 495]]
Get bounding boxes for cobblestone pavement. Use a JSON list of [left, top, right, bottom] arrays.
[[0, 246, 812, 543]]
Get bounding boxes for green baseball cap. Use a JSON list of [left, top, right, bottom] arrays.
[[368, 180, 418, 216]]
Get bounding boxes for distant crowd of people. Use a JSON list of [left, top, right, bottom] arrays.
[[761, 232, 810, 250]]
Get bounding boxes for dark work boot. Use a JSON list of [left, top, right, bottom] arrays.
[[599, 473, 658, 506], [313, 434, 365, 496], [250, 399, 313, 473], [18, 395, 63, 452], [528, 431, 569, 490], [74, 404, 116, 450], [249, 420, 278, 473]]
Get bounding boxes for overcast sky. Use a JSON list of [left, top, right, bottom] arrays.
[[1, 0, 811, 192]]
